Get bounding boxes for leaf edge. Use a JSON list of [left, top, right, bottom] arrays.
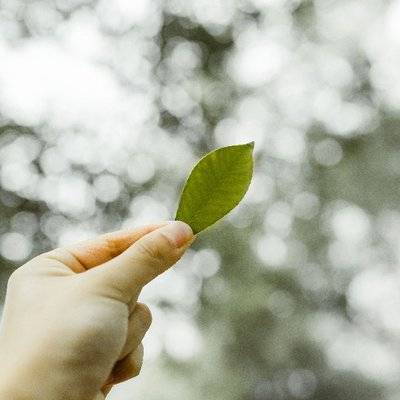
[[175, 141, 255, 233]]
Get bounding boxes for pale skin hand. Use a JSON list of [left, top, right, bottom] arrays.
[[0, 221, 194, 400]]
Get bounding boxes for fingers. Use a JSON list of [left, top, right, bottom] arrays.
[[42, 223, 168, 272], [120, 303, 152, 359], [89, 221, 194, 302], [101, 303, 151, 394], [111, 344, 144, 385], [101, 346, 144, 395], [101, 385, 112, 397]]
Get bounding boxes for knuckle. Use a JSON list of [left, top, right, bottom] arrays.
[[135, 303, 152, 327], [103, 236, 121, 260], [134, 241, 156, 261], [135, 238, 171, 265], [129, 350, 143, 377], [7, 266, 27, 289], [131, 366, 141, 378], [129, 359, 141, 377]]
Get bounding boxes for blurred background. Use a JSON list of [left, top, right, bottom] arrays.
[[0, 0, 400, 399]]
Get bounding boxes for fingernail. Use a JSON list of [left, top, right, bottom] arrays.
[[162, 221, 193, 248]]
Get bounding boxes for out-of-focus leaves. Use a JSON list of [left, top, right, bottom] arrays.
[[0, 1, 399, 399]]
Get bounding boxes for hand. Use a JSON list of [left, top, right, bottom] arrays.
[[0, 221, 194, 400]]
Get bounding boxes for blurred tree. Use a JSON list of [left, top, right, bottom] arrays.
[[0, 1, 398, 400]]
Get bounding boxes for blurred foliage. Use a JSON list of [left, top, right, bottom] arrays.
[[1, 0, 400, 399]]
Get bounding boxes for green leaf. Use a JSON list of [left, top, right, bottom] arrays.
[[175, 142, 254, 234]]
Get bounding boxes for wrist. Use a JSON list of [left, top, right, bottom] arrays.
[[0, 373, 34, 400], [0, 366, 40, 400], [0, 356, 68, 400], [0, 371, 74, 400], [0, 337, 106, 400], [0, 386, 29, 400], [0, 356, 100, 400]]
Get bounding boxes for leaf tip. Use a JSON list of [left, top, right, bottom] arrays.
[[247, 141, 255, 149]]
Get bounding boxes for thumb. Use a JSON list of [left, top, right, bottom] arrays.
[[87, 221, 194, 302]]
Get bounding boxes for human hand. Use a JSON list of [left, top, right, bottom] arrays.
[[0, 221, 194, 400]]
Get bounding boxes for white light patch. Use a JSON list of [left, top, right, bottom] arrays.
[[271, 128, 305, 163], [191, 248, 221, 278], [1, 232, 32, 261], [230, 37, 289, 87], [331, 205, 370, 243], [0, 39, 138, 131], [127, 195, 169, 226], [127, 154, 156, 185], [256, 234, 288, 267], [93, 174, 121, 203], [348, 268, 400, 335], [164, 317, 202, 361], [96, 0, 156, 32]]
